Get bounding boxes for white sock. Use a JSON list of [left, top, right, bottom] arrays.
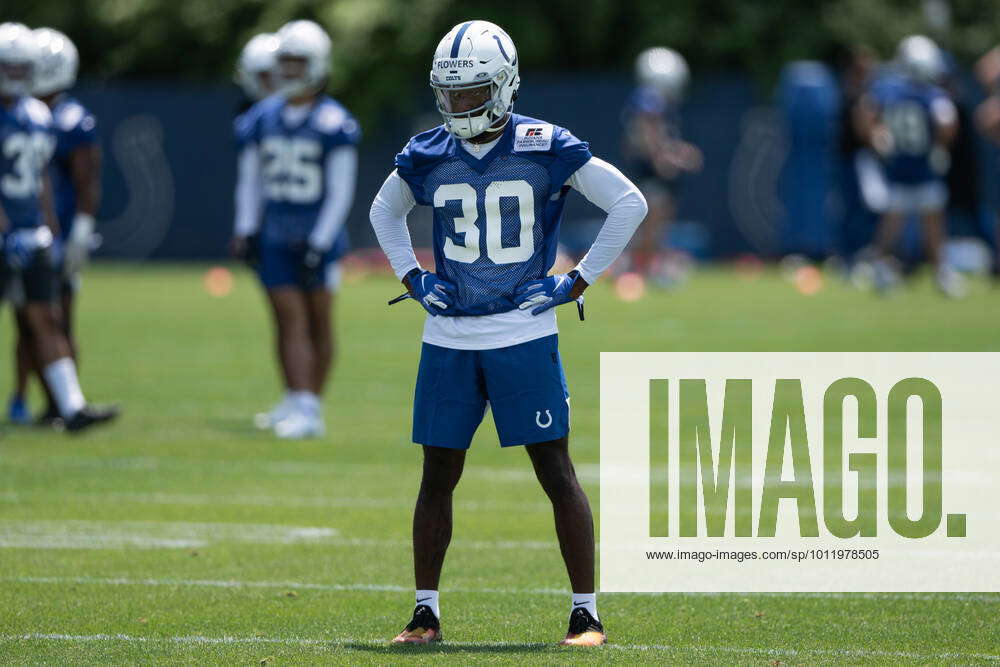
[[570, 592, 598, 621], [42, 357, 86, 418], [415, 589, 439, 619], [290, 391, 320, 415]]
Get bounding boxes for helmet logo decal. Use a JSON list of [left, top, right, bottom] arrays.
[[492, 35, 510, 62], [450, 21, 474, 58]]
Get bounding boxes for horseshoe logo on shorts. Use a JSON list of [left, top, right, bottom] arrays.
[[535, 410, 552, 428]]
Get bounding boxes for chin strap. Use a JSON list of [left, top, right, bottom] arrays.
[[488, 109, 512, 133]]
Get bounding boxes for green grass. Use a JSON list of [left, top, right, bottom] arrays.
[[0, 263, 998, 664]]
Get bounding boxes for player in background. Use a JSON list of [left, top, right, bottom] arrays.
[[229, 32, 277, 340], [974, 44, 1000, 279], [0, 22, 116, 432], [7, 27, 101, 425], [855, 35, 962, 297], [834, 45, 888, 268], [232, 20, 360, 439], [370, 20, 647, 646], [235, 32, 279, 115], [621, 47, 702, 283]]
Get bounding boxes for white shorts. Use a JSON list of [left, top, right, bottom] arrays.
[[886, 181, 948, 215]]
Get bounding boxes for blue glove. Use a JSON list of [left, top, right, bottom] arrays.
[[514, 271, 584, 316], [406, 268, 456, 316]]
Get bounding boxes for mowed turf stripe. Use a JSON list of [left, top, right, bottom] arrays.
[[0, 519, 556, 551], [7, 455, 991, 489], [0, 455, 600, 483], [6, 576, 999, 603], [0, 490, 552, 513], [2, 633, 997, 661]]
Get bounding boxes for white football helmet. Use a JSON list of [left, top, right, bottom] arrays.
[[896, 35, 945, 83], [429, 20, 519, 139], [635, 47, 689, 102], [32, 28, 78, 97], [275, 20, 330, 98], [0, 22, 39, 98], [236, 32, 278, 100]]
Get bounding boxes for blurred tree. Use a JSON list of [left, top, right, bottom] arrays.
[[6, 0, 1000, 128]]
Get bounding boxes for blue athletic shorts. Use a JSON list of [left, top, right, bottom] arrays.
[[412, 334, 570, 450], [257, 244, 342, 292]]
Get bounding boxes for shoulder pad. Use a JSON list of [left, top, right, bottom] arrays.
[[397, 125, 453, 170], [314, 102, 346, 133], [22, 97, 53, 127], [56, 101, 86, 132]]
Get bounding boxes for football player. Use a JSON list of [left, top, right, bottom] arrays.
[[235, 32, 279, 114], [232, 20, 360, 439], [856, 35, 962, 296], [0, 22, 116, 432], [621, 47, 702, 280], [369, 21, 647, 646], [7, 27, 101, 425], [973, 45, 1000, 278]]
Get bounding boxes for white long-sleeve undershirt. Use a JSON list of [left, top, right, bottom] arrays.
[[566, 158, 648, 285], [233, 144, 358, 251], [369, 168, 420, 280], [309, 146, 358, 250], [233, 147, 261, 238], [368, 155, 647, 350], [369, 156, 646, 283]]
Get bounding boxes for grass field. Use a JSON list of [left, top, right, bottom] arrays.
[[1, 262, 998, 664]]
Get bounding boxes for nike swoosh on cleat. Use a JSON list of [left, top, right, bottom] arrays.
[[416, 597, 432, 603]]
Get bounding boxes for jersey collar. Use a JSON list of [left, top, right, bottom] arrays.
[[279, 98, 318, 130], [452, 117, 516, 174]]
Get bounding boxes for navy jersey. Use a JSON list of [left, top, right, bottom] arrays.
[[237, 95, 361, 251], [869, 72, 951, 184], [48, 95, 98, 237], [395, 113, 592, 316], [0, 97, 55, 230]]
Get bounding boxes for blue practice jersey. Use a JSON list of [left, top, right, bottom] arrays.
[[48, 94, 98, 238], [623, 85, 675, 121], [233, 94, 280, 151], [621, 86, 681, 179], [0, 97, 55, 231], [236, 95, 361, 252], [395, 113, 592, 316], [869, 72, 951, 184]]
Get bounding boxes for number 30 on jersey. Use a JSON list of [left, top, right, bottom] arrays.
[[435, 180, 535, 264]]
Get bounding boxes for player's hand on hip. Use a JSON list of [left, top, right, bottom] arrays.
[[405, 268, 456, 316], [4, 227, 53, 270], [515, 270, 587, 316]]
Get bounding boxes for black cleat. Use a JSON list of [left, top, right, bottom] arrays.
[[392, 604, 441, 644], [64, 405, 119, 433], [36, 405, 62, 428], [560, 607, 606, 646]]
